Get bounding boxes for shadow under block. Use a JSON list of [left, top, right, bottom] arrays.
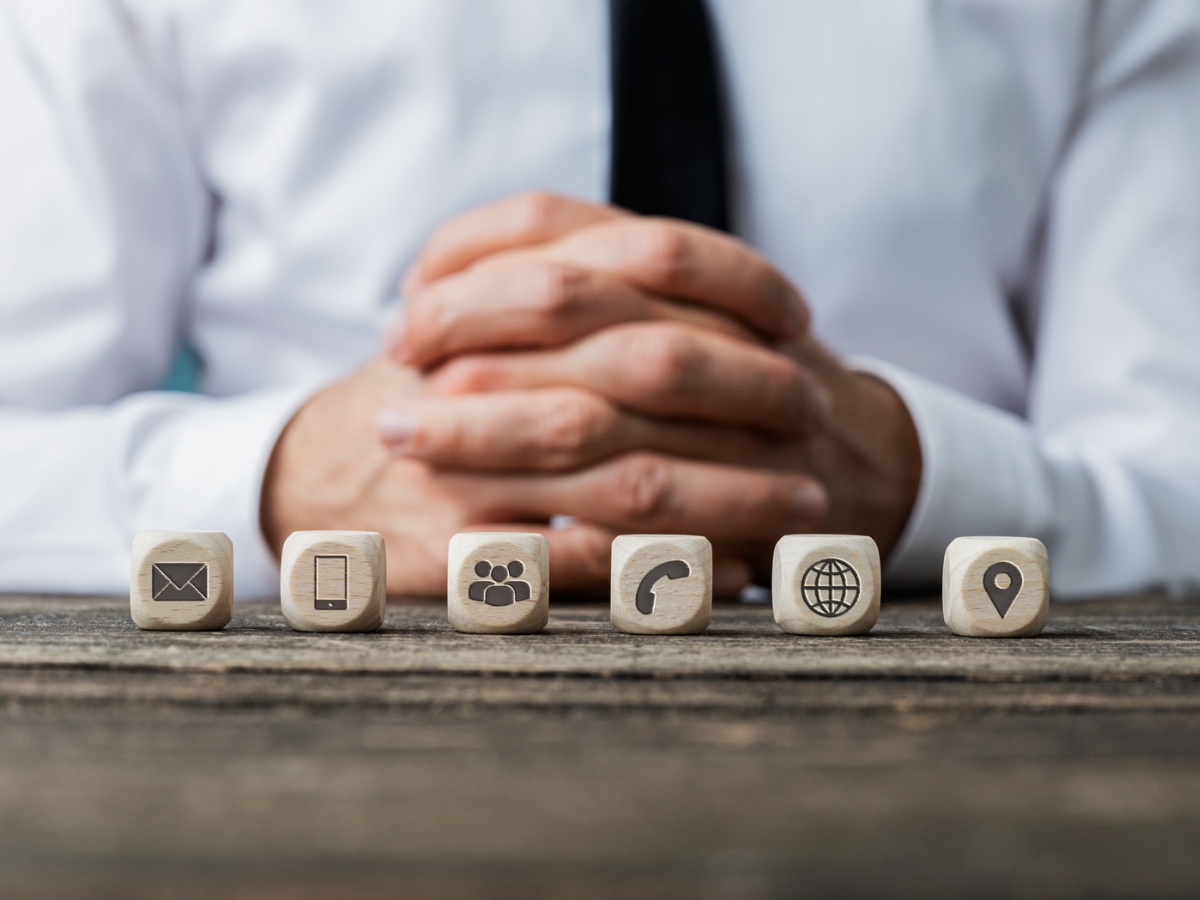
[[943, 536, 1049, 637], [611, 535, 712, 635], [129, 531, 233, 631], [280, 531, 386, 632], [772, 534, 881, 636], [448, 533, 549, 634]]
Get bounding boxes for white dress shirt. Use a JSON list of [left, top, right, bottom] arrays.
[[2, 0, 1199, 598]]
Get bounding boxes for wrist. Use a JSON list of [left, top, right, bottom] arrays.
[[784, 339, 922, 557]]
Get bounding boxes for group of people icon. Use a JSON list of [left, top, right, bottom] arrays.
[[468, 560, 532, 606]]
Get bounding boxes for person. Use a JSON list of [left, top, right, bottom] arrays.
[[2, 1, 1199, 599]]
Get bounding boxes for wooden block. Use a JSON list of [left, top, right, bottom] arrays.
[[771, 534, 880, 636], [943, 536, 1049, 637], [280, 531, 386, 632], [611, 535, 711, 635], [447, 532, 549, 634], [130, 531, 233, 631]]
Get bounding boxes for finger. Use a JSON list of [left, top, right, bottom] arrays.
[[428, 322, 833, 438], [403, 192, 624, 294], [539, 217, 809, 339], [395, 254, 758, 368], [377, 389, 626, 470], [456, 452, 829, 541], [375, 388, 790, 472]]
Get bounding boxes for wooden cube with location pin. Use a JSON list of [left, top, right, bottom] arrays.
[[943, 536, 1049, 637], [448, 532, 549, 634], [772, 534, 880, 635], [611, 535, 712, 635], [280, 531, 386, 632], [130, 531, 233, 631]]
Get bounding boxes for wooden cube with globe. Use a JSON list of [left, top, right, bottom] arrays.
[[611, 535, 712, 635], [943, 536, 1049, 637], [772, 534, 880, 635], [448, 532, 549, 634]]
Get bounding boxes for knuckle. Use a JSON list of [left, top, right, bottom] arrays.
[[528, 261, 589, 320], [629, 327, 700, 398], [512, 191, 564, 236], [535, 392, 610, 458], [633, 221, 692, 283], [759, 357, 807, 417], [609, 453, 672, 521]]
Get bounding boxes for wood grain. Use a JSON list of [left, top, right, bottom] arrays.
[[447, 533, 548, 634], [944, 536, 1050, 637], [280, 531, 386, 632], [772, 533, 880, 635], [129, 531, 233, 631], [2, 593, 1200, 898], [611, 534, 712, 634]]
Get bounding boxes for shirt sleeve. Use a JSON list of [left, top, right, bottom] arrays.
[[863, 1, 1200, 598], [0, 3, 310, 597], [0, 389, 313, 596]]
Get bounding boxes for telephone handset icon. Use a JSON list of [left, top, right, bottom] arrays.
[[635, 560, 691, 615]]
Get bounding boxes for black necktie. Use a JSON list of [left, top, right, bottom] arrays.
[[608, 0, 730, 232]]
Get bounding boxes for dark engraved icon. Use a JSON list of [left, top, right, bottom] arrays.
[[315, 555, 349, 610], [801, 558, 860, 617], [635, 560, 691, 615], [152, 563, 208, 601], [469, 560, 531, 606], [983, 561, 1023, 617]]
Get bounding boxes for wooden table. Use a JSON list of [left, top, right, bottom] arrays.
[[1, 592, 1199, 899]]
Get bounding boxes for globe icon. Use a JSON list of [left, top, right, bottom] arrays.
[[800, 558, 861, 617]]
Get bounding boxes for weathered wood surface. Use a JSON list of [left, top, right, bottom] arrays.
[[1, 593, 1199, 899], [5, 592, 1200, 679]]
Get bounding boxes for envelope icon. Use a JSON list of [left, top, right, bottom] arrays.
[[152, 562, 208, 601]]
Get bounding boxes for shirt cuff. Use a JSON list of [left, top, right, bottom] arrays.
[[114, 382, 320, 598], [849, 357, 1056, 588]]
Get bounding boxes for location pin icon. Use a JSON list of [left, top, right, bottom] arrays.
[[982, 562, 1023, 617]]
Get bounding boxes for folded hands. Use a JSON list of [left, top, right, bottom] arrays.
[[261, 193, 921, 595]]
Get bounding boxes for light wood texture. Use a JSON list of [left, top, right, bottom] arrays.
[[611, 534, 711, 634], [447, 532, 548, 634], [280, 531, 385, 632], [772, 534, 880, 635], [943, 536, 1049, 637], [129, 531, 232, 631], [0, 593, 1199, 900]]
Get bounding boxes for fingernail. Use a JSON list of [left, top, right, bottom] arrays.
[[791, 482, 827, 519], [549, 514, 579, 531], [714, 559, 751, 597], [375, 407, 417, 448], [811, 385, 834, 429]]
